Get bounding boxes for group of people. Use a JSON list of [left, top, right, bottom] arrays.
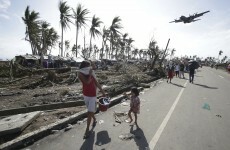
[[78, 60, 140, 139], [78, 59, 199, 139], [166, 61, 196, 83]]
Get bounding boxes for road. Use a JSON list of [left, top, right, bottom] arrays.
[[23, 67, 230, 150]]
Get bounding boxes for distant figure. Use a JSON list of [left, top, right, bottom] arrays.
[[175, 64, 180, 77], [228, 64, 230, 72], [179, 62, 185, 78], [189, 63, 195, 83], [124, 87, 140, 127], [166, 63, 174, 83], [78, 60, 106, 139]]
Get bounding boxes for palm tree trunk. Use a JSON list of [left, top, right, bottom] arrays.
[[76, 25, 79, 57], [101, 40, 104, 60], [151, 55, 158, 69], [84, 29, 86, 52], [28, 34, 35, 55], [61, 26, 64, 57], [89, 35, 92, 58], [109, 41, 112, 59]]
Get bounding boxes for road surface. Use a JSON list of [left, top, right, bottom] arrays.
[[24, 67, 230, 150]]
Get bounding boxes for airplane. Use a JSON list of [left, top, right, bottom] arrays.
[[169, 11, 210, 23]]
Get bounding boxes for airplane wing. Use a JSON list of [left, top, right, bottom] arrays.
[[191, 19, 201, 22], [169, 19, 183, 23], [194, 11, 210, 18]]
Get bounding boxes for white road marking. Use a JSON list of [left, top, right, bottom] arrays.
[[149, 80, 188, 150], [218, 75, 224, 78]]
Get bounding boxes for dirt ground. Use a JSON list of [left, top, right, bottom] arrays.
[[0, 63, 162, 144]]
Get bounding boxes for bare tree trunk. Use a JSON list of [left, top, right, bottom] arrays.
[[160, 38, 170, 68]]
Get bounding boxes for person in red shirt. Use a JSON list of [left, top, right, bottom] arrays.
[[78, 60, 106, 139]]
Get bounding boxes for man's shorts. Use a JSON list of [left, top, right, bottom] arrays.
[[83, 96, 97, 112]]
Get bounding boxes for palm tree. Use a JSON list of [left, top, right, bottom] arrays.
[[218, 50, 223, 62], [40, 21, 49, 53], [170, 48, 176, 60], [72, 4, 89, 57], [105, 44, 109, 59], [101, 26, 110, 59], [148, 39, 160, 69], [138, 49, 143, 59], [64, 40, 70, 57], [193, 55, 197, 59], [109, 16, 122, 58], [132, 48, 138, 59], [46, 27, 59, 53], [143, 50, 147, 60], [59, 1, 72, 57], [126, 38, 134, 59], [221, 56, 227, 63], [71, 44, 76, 56], [39, 22, 59, 55], [89, 15, 102, 58], [121, 33, 128, 59], [22, 6, 40, 55]]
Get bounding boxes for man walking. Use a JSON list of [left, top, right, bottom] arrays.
[[179, 62, 185, 78], [189, 63, 195, 83]]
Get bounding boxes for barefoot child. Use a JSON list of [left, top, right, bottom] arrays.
[[124, 87, 140, 126]]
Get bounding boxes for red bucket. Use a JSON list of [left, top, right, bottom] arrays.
[[98, 97, 110, 112]]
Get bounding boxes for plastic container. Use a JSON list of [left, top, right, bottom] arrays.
[[98, 97, 110, 112]]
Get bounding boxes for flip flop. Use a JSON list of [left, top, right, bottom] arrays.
[[125, 119, 132, 123]]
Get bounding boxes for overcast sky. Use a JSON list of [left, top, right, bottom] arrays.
[[0, 0, 230, 60]]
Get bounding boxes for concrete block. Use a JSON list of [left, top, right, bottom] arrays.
[[0, 111, 41, 136]]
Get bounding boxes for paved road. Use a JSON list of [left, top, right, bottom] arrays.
[[24, 67, 230, 150]]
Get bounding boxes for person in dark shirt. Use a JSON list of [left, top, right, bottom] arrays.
[[179, 62, 185, 79], [189, 63, 195, 83]]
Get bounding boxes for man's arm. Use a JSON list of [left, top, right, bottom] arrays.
[[94, 79, 106, 97]]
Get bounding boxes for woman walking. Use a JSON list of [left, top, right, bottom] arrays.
[[78, 60, 106, 139]]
